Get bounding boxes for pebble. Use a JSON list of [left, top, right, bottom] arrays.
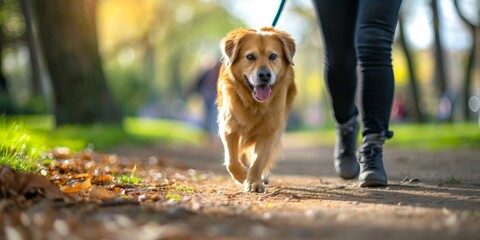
[[445, 215, 459, 228], [115, 215, 133, 228], [53, 219, 70, 237], [304, 209, 322, 220], [156, 224, 191, 239], [442, 207, 452, 215], [5, 226, 24, 240], [117, 223, 190, 240], [336, 213, 348, 222], [20, 213, 30, 226], [207, 224, 233, 236], [150, 194, 160, 201], [262, 212, 273, 220], [137, 194, 148, 202], [166, 206, 189, 218], [262, 212, 281, 220], [53, 147, 71, 158], [190, 201, 201, 211], [250, 225, 274, 238]]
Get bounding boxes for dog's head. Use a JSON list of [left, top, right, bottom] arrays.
[[220, 27, 295, 102]]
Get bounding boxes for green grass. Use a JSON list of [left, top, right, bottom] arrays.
[[287, 123, 480, 150], [123, 117, 203, 145], [0, 115, 204, 172], [388, 123, 480, 150], [52, 124, 133, 151], [0, 119, 49, 172], [165, 185, 195, 202], [3, 115, 478, 173], [165, 190, 183, 201], [117, 165, 143, 184], [445, 176, 462, 184]]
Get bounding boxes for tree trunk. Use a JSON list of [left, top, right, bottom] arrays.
[[20, 0, 42, 97], [431, 0, 448, 95], [0, 17, 14, 114], [398, 14, 425, 122], [0, 55, 14, 114], [34, 0, 120, 125], [453, 0, 478, 121], [431, 0, 451, 122]]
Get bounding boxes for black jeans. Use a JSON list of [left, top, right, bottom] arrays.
[[313, 0, 402, 137]]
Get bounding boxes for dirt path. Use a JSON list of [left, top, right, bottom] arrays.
[[2, 137, 479, 240], [106, 138, 480, 240]]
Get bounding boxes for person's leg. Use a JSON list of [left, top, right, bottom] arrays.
[[313, 0, 358, 124], [355, 0, 402, 187], [356, 0, 402, 137], [313, 0, 360, 179]]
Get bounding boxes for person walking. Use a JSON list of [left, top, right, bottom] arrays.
[[312, 0, 402, 187], [193, 61, 221, 144]]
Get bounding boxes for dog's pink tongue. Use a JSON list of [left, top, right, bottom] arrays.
[[254, 85, 271, 102]]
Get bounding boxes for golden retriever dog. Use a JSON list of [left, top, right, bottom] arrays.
[[217, 27, 296, 193]]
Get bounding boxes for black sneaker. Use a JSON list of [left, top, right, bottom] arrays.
[[334, 118, 360, 179], [356, 131, 393, 187]]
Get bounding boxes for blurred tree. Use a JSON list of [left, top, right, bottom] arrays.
[[20, 0, 41, 97], [431, 0, 451, 121], [34, 0, 120, 125], [398, 12, 425, 122], [98, 0, 243, 117], [0, 0, 16, 114], [0, 0, 48, 114], [153, 1, 238, 116], [453, 0, 480, 121], [0, 41, 14, 114]]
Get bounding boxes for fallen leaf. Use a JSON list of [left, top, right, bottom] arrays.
[[73, 173, 91, 179], [61, 183, 81, 194], [81, 178, 92, 192], [95, 174, 114, 184], [0, 165, 71, 202], [89, 185, 118, 200], [61, 178, 92, 194]]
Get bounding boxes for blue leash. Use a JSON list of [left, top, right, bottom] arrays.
[[271, 0, 287, 27]]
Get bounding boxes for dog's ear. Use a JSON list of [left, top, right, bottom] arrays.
[[220, 30, 241, 66], [279, 33, 296, 66], [220, 29, 255, 66], [259, 27, 295, 66], [221, 39, 236, 66], [260, 27, 296, 65]]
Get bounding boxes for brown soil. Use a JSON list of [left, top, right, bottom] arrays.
[[2, 136, 479, 240]]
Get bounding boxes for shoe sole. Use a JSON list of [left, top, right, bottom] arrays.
[[339, 173, 359, 180], [359, 180, 388, 188]]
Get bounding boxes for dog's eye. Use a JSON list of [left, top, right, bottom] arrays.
[[269, 54, 277, 60], [246, 54, 256, 61]]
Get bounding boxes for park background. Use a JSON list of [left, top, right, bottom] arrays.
[[1, 1, 480, 239], [1, 0, 480, 166]]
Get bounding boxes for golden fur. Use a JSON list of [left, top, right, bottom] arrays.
[[217, 27, 296, 192]]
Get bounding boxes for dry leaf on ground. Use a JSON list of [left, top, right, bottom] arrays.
[[89, 185, 119, 200], [0, 165, 72, 202]]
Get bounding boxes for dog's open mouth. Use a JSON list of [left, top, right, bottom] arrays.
[[253, 84, 272, 102], [244, 75, 271, 102]]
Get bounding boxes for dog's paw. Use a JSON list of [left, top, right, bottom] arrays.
[[227, 164, 247, 184], [244, 180, 265, 193]]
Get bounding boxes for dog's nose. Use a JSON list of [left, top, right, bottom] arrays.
[[257, 68, 271, 83]]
